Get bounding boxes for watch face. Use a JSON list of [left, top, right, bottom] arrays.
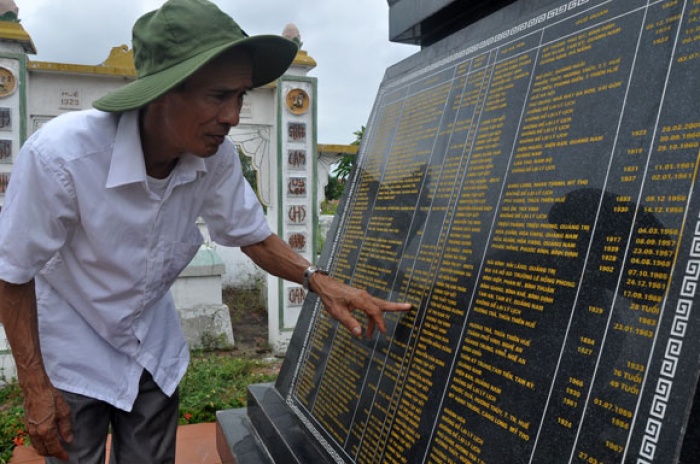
[[286, 88, 310, 115], [0, 67, 16, 98]]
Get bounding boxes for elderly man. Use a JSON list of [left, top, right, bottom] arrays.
[[0, 0, 410, 462]]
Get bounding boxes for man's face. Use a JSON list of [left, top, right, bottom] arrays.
[[158, 50, 253, 158]]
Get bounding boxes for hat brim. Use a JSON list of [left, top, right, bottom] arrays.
[[93, 35, 298, 112]]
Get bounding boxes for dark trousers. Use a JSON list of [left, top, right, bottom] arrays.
[[45, 370, 179, 464]]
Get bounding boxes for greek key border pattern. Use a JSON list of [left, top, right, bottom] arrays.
[[637, 217, 700, 462], [287, 399, 346, 464]]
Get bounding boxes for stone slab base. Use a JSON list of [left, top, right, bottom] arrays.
[[216, 383, 331, 464]]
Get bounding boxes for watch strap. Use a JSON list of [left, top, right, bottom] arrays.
[[302, 265, 328, 293]]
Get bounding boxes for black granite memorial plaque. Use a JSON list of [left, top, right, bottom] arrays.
[[218, 0, 700, 462]]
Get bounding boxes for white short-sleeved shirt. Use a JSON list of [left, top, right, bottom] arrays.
[[0, 109, 271, 411]]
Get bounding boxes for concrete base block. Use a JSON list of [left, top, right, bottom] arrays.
[[177, 304, 235, 350]]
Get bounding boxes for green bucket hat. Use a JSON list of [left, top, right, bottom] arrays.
[[93, 0, 298, 112]]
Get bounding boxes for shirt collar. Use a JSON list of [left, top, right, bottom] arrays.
[[106, 110, 207, 189]]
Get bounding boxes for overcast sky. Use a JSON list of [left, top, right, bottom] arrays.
[[16, 0, 417, 145]]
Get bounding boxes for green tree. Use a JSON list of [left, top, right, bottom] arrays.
[[333, 126, 363, 181], [324, 175, 344, 201], [237, 146, 257, 189], [237, 146, 266, 212], [324, 126, 364, 203]]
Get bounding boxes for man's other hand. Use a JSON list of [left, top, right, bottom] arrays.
[[22, 379, 73, 460]]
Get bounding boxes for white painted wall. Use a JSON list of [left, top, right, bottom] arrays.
[[26, 71, 131, 134]]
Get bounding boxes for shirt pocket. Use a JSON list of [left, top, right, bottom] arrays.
[[162, 232, 203, 286]]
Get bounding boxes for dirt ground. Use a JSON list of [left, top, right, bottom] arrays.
[[223, 286, 283, 375]]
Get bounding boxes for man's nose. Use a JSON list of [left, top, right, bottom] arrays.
[[218, 100, 241, 126]]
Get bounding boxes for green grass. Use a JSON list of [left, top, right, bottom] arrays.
[[178, 354, 278, 424], [0, 380, 25, 464], [320, 199, 339, 215], [0, 353, 279, 462]]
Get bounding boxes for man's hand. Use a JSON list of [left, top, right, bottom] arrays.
[[0, 279, 72, 459], [240, 235, 412, 338], [21, 379, 73, 460], [310, 272, 412, 338]]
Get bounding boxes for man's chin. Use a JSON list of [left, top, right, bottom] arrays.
[[192, 145, 221, 158]]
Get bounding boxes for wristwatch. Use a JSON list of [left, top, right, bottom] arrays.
[[302, 265, 328, 293]]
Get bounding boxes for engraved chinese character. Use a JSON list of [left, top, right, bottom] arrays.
[[0, 140, 11, 162], [288, 122, 306, 142], [288, 205, 307, 223], [288, 177, 306, 196], [288, 287, 306, 305], [0, 74, 13, 89], [0, 173, 9, 193], [0, 108, 11, 129], [288, 150, 306, 168], [288, 233, 307, 252]]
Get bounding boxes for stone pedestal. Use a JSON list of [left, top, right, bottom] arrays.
[[172, 246, 234, 350], [217, 383, 332, 464]]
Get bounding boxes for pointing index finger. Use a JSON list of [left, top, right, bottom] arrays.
[[375, 299, 413, 313]]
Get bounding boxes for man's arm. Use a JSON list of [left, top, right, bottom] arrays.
[[0, 279, 72, 459], [241, 234, 411, 338]]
